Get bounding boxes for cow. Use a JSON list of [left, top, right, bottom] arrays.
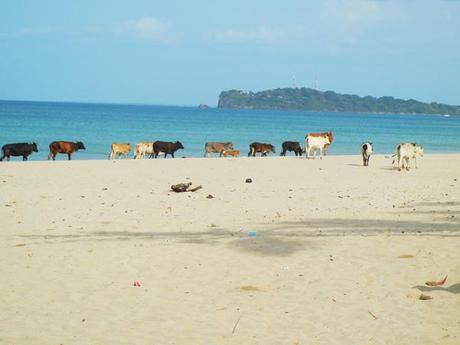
[[248, 142, 275, 157], [280, 141, 302, 156], [393, 143, 424, 171], [109, 143, 131, 160], [153, 141, 184, 158], [0, 142, 38, 161], [304, 132, 332, 159], [361, 142, 373, 166], [307, 132, 334, 155], [48, 141, 85, 160], [133, 142, 155, 159], [221, 149, 240, 157], [204, 142, 234, 157]]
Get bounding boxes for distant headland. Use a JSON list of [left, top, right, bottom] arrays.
[[218, 88, 460, 115]]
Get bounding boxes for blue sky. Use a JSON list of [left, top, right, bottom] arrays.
[[1, 0, 459, 106]]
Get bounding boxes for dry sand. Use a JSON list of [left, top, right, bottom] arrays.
[[1, 154, 459, 344]]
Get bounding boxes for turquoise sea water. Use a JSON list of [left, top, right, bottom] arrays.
[[0, 100, 459, 160]]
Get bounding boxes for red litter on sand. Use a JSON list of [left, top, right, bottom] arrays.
[[133, 280, 141, 287]]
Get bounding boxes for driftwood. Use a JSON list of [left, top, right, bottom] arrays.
[[171, 182, 202, 193], [425, 275, 447, 287]]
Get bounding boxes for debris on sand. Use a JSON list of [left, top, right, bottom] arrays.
[[171, 182, 202, 193], [245, 178, 252, 183], [206, 194, 214, 199], [398, 254, 414, 259], [425, 275, 447, 287], [419, 294, 433, 300], [240, 285, 261, 292]]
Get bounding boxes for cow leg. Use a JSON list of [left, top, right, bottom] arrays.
[[171, 152, 175, 158], [23, 155, 27, 161], [398, 155, 403, 171], [68, 153, 72, 160]]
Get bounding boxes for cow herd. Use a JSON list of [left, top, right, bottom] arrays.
[[0, 131, 424, 171]]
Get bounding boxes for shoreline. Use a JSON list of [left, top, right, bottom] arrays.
[[2, 152, 460, 163]]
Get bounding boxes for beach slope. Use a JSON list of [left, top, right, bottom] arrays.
[[1, 155, 459, 344]]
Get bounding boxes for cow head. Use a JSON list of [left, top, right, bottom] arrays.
[[414, 145, 424, 157], [32, 142, 38, 152], [224, 142, 234, 150], [76, 141, 86, 150], [175, 141, 184, 150], [326, 132, 333, 143], [269, 144, 276, 153]]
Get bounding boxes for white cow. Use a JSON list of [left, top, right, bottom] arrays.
[[393, 143, 424, 171], [304, 133, 331, 159], [361, 142, 373, 166], [134, 142, 155, 159]]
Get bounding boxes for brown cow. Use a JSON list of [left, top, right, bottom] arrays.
[[221, 149, 239, 157], [48, 141, 86, 160], [306, 132, 333, 155], [204, 142, 233, 157], [109, 143, 131, 160], [248, 142, 275, 157]]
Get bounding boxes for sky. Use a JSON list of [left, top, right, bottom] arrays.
[[0, 0, 459, 106]]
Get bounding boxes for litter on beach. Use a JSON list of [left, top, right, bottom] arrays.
[[425, 275, 447, 287]]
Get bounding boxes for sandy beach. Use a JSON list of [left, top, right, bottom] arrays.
[[1, 154, 459, 345]]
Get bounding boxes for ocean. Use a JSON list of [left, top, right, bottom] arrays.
[[1, 100, 459, 160]]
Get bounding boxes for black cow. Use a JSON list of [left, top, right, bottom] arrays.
[[153, 141, 184, 158], [281, 141, 302, 156], [0, 142, 38, 161]]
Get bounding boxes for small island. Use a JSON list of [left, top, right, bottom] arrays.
[[218, 88, 460, 115]]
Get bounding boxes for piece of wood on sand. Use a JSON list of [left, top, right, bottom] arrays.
[[171, 182, 203, 193]]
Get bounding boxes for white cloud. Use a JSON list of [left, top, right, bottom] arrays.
[[204, 0, 402, 53], [114, 17, 177, 43], [0, 17, 178, 44], [207, 25, 289, 44]]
